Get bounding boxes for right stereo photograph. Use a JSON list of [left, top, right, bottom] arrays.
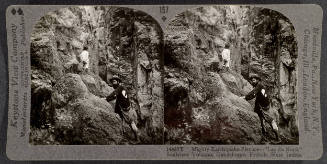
[[164, 5, 298, 145]]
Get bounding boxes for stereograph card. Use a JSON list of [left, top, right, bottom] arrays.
[[5, 4, 323, 160]]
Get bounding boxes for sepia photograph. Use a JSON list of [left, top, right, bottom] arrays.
[[5, 3, 324, 160], [164, 6, 298, 145], [29, 6, 164, 145]]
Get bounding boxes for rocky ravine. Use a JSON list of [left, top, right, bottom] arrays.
[[30, 6, 298, 145], [164, 6, 298, 144], [30, 6, 164, 144]]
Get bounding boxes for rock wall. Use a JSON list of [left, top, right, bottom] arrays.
[[164, 6, 298, 144], [30, 6, 163, 144], [242, 8, 298, 138]]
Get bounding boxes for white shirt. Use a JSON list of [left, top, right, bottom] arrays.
[[79, 50, 89, 68], [221, 48, 231, 68]]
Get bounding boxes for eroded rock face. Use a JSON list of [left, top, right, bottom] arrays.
[[244, 8, 298, 139], [30, 6, 163, 144], [134, 17, 164, 143], [52, 74, 89, 108], [51, 74, 122, 144], [164, 6, 298, 144]]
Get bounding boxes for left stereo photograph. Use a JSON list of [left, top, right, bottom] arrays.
[[29, 6, 165, 145]]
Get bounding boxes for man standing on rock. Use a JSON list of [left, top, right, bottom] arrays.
[[241, 74, 279, 141], [105, 75, 140, 141], [79, 46, 90, 73], [221, 43, 231, 70]]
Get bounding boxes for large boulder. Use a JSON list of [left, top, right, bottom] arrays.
[[54, 95, 123, 144], [219, 71, 253, 96], [51, 73, 123, 144], [80, 74, 100, 95], [165, 72, 262, 144], [191, 97, 261, 144], [52, 73, 89, 108]]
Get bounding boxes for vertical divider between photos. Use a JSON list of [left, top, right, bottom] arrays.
[[160, 21, 165, 145]]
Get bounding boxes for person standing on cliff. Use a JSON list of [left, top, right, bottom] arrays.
[[221, 43, 231, 71], [105, 75, 140, 141], [79, 46, 90, 73], [241, 74, 279, 140]]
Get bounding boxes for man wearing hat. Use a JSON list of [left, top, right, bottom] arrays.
[[106, 75, 140, 141], [241, 74, 279, 140]]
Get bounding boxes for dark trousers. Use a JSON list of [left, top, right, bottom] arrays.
[[255, 106, 278, 139]]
